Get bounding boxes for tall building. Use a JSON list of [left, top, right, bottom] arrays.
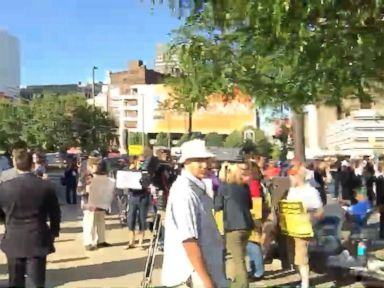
[[154, 44, 179, 75], [0, 30, 20, 99], [326, 109, 384, 157]]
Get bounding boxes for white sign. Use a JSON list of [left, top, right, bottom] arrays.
[[116, 170, 143, 190], [88, 176, 115, 210]]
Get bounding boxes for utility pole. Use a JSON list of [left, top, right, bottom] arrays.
[[141, 93, 145, 150], [92, 66, 98, 107]]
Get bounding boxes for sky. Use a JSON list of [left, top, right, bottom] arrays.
[[0, 0, 182, 85]]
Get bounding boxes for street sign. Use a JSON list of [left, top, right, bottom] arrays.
[[128, 145, 144, 156]]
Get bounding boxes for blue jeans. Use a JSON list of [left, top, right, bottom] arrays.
[[246, 242, 264, 278]]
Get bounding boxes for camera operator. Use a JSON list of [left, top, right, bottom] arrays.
[[126, 148, 158, 249]]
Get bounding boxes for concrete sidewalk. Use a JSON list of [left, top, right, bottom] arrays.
[[0, 174, 365, 287], [0, 203, 359, 288]]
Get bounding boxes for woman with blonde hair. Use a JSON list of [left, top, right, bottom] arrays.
[[215, 160, 254, 288]]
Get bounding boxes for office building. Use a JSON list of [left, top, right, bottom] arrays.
[[0, 30, 20, 99]]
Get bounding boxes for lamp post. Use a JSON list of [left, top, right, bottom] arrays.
[[92, 66, 98, 107], [141, 93, 145, 150]]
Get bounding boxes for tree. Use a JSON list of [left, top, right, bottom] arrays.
[[177, 133, 190, 146], [157, 0, 384, 160], [243, 126, 272, 156], [156, 132, 169, 147], [128, 132, 143, 145], [205, 132, 223, 147], [0, 95, 117, 153], [0, 101, 26, 153], [224, 130, 243, 148], [241, 139, 257, 155]]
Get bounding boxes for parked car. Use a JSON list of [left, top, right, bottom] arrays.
[[104, 155, 129, 178], [0, 155, 11, 171]]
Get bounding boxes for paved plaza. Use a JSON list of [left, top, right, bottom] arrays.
[[0, 173, 367, 287]]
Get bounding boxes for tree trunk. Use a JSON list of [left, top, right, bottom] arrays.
[[292, 111, 305, 162], [255, 109, 260, 129], [188, 110, 193, 138]]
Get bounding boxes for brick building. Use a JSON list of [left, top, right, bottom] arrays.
[[109, 60, 163, 94]]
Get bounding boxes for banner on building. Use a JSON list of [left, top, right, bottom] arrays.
[[278, 200, 313, 238]]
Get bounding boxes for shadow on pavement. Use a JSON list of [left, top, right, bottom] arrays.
[[55, 238, 75, 243], [263, 269, 297, 281], [60, 222, 124, 234], [46, 255, 163, 287], [48, 257, 89, 264]]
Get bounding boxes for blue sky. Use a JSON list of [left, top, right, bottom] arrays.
[[0, 0, 181, 85]]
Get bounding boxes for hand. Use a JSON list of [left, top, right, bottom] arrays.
[[202, 279, 215, 288]]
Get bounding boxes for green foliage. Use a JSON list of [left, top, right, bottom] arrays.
[[177, 134, 190, 146], [205, 132, 223, 147], [128, 132, 143, 145], [224, 130, 243, 148], [242, 139, 257, 154], [270, 144, 281, 161], [156, 132, 169, 147], [0, 96, 117, 153], [162, 1, 384, 111], [242, 127, 272, 156]]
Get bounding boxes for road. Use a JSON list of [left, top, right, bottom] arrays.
[[0, 172, 368, 287]]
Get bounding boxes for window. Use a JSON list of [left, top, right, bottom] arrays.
[[243, 129, 255, 141], [125, 121, 137, 129], [125, 110, 138, 117], [124, 99, 138, 106]]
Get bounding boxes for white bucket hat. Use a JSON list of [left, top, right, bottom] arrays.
[[178, 139, 215, 164]]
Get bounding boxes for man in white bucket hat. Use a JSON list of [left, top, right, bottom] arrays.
[[162, 139, 227, 288]]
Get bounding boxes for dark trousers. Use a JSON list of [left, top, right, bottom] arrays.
[[66, 184, 77, 204], [380, 211, 384, 239], [317, 187, 327, 206], [7, 256, 47, 288], [127, 194, 149, 231]]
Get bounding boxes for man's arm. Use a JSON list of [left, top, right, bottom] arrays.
[[183, 239, 215, 288], [46, 185, 61, 237]]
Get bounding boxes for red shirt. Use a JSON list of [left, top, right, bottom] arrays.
[[264, 167, 281, 180], [249, 179, 262, 198]]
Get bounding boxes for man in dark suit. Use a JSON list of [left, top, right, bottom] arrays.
[[0, 149, 61, 288]]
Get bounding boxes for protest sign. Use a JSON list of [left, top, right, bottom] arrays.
[[116, 170, 143, 190], [88, 176, 115, 210], [279, 200, 314, 238]]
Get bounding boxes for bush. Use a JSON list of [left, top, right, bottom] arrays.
[[205, 133, 224, 147], [224, 130, 243, 148]]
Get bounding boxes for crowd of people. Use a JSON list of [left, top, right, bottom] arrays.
[[0, 139, 383, 287], [161, 141, 384, 288]]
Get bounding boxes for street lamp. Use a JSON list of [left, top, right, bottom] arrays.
[[92, 66, 98, 107]]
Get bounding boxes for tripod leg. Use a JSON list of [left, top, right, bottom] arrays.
[[148, 214, 162, 281], [141, 212, 161, 288]]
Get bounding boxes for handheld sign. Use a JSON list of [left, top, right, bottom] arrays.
[[279, 200, 314, 238], [116, 170, 143, 190], [251, 198, 262, 220]]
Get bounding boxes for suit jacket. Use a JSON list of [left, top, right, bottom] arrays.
[[0, 173, 61, 258]]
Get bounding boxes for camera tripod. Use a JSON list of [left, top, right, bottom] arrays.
[[141, 211, 163, 288]]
